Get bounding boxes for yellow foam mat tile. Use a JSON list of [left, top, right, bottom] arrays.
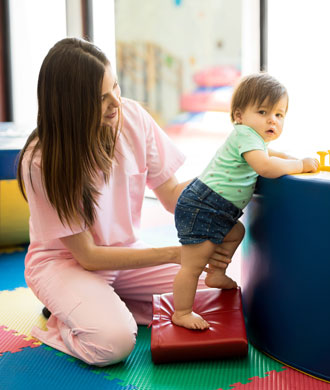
[[0, 287, 47, 337]]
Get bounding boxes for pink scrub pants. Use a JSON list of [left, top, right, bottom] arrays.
[[28, 251, 207, 367]]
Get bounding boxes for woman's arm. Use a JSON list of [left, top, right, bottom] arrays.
[[60, 228, 232, 272], [62, 173, 236, 272], [60, 229, 181, 271], [153, 176, 191, 213], [60, 175, 233, 272]]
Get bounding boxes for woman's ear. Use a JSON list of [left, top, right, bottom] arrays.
[[233, 108, 242, 124]]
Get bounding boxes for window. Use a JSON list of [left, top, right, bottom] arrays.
[[267, 0, 329, 153]]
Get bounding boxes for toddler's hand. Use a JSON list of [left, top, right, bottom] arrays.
[[302, 158, 319, 173]]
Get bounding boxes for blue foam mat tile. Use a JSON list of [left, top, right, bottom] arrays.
[[0, 345, 138, 390]]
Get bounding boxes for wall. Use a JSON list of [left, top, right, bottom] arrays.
[[9, 0, 66, 128], [115, 0, 242, 122]]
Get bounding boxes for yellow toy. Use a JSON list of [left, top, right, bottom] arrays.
[[317, 150, 330, 171]]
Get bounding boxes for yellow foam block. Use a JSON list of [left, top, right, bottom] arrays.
[[0, 180, 30, 246]]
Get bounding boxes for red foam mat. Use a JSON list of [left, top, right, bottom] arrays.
[[151, 288, 248, 364]]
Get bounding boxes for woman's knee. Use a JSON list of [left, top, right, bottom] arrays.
[[64, 301, 138, 366], [77, 321, 137, 367], [93, 325, 137, 366]]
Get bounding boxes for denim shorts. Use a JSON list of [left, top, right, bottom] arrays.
[[175, 178, 243, 245]]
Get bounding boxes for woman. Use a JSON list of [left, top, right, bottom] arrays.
[[17, 38, 230, 366]]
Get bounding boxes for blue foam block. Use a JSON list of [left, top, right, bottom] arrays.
[[242, 174, 330, 381], [0, 122, 29, 180]]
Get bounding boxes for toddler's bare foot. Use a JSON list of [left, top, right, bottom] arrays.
[[205, 270, 237, 289], [172, 311, 210, 330]]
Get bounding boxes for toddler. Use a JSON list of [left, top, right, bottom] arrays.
[[172, 73, 319, 330]]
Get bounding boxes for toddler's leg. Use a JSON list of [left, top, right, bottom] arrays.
[[112, 262, 207, 325], [172, 240, 216, 330], [205, 221, 245, 288]]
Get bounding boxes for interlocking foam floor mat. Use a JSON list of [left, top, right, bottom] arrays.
[[1, 247, 329, 389]]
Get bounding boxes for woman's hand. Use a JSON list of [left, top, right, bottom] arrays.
[[204, 244, 232, 272]]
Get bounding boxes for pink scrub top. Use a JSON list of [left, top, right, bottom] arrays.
[[22, 98, 185, 279]]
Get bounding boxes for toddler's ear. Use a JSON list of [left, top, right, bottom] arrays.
[[233, 109, 242, 124]]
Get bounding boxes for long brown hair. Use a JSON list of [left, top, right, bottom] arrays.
[[17, 38, 121, 228], [230, 73, 288, 122]]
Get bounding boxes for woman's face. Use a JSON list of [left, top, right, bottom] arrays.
[[101, 65, 121, 127]]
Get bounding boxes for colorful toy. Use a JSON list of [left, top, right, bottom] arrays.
[[241, 168, 330, 382], [193, 65, 241, 88], [317, 150, 330, 171], [180, 86, 233, 113]]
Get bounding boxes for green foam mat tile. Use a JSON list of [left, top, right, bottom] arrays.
[[44, 325, 285, 390]]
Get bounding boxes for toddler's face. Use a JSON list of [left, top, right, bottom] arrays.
[[234, 95, 288, 142]]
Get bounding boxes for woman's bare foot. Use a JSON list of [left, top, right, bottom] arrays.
[[172, 311, 210, 330], [205, 269, 237, 289]]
